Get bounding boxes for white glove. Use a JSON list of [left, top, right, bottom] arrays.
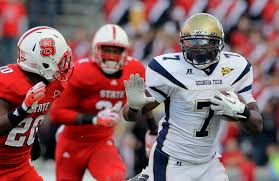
[[92, 108, 120, 127], [124, 74, 155, 111], [210, 91, 246, 119], [145, 130, 157, 158]]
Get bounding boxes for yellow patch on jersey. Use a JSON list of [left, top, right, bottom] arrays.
[[221, 67, 233, 75]]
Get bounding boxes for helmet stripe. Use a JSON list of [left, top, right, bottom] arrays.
[[17, 26, 53, 47], [112, 25, 116, 40]]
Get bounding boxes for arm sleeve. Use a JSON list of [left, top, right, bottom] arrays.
[[0, 84, 14, 103], [235, 67, 256, 104], [49, 83, 81, 125], [145, 66, 175, 103], [0, 75, 22, 104]]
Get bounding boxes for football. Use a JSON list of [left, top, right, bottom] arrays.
[[220, 90, 245, 104], [219, 90, 246, 121]]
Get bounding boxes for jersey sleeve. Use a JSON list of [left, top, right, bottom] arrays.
[[67, 64, 83, 89], [0, 80, 15, 103], [0, 67, 24, 104], [234, 65, 256, 104], [67, 60, 91, 89], [145, 65, 175, 103], [49, 83, 81, 124]]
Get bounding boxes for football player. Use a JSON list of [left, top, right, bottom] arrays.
[[123, 13, 263, 181], [49, 24, 156, 181], [0, 26, 73, 180]]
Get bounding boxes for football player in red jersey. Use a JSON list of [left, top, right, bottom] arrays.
[[0, 26, 73, 181], [50, 24, 156, 181]]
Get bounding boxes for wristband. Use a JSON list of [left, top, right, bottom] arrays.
[[240, 107, 251, 122], [7, 105, 29, 127], [129, 107, 139, 112], [80, 114, 96, 125]]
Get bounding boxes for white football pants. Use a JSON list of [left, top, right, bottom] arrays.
[[144, 142, 229, 181]]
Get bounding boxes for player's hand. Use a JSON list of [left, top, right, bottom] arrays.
[[210, 91, 246, 119], [92, 108, 120, 127], [124, 74, 155, 111], [22, 82, 46, 113], [145, 130, 157, 158]]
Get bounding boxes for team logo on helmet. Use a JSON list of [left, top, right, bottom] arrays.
[[39, 38, 56, 57]]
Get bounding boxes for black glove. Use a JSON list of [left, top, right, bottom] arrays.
[[31, 133, 41, 161]]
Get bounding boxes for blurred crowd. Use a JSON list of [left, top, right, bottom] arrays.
[[1, 0, 279, 180], [0, 0, 64, 64]]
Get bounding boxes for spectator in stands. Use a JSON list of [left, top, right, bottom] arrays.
[[68, 26, 90, 61], [0, 0, 27, 65], [267, 142, 279, 180], [221, 139, 256, 181], [26, 0, 55, 27]]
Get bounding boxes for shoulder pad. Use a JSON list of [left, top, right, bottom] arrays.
[[147, 52, 188, 89], [220, 51, 251, 71], [220, 51, 252, 86], [127, 56, 139, 62], [220, 51, 249, 65], [154, 52, 183, 62], [69, 61, 98, 88], [124, 58, 145, 78], [0, 64, 29, 103]]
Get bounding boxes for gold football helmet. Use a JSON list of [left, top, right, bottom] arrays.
[[179, 13, 224, 69]]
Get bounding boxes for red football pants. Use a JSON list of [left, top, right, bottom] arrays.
[[56, 135, 126, 181], [0, 163, 43, 181]]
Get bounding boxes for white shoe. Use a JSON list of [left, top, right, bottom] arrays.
[[127, 168, 149, 181]]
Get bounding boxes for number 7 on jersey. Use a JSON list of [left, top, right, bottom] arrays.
[[194, 100, 214, 137]]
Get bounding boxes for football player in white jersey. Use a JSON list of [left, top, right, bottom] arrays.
[[123, 13, 263, 181]]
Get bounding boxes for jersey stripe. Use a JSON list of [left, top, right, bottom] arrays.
[[148, 59, 187, 89], [165, 98, 170, 121], [154, 98, 170, 181], [231, 62, 251, 85], [153, 148, 169, 181], [149, 87, 168, 99], [112, 25, 116, 40], [237, 84, 252, 93], [156, 98, 170, 151]]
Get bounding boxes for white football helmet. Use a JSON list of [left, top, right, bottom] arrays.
[[92, 24, 129, 74], [17, 26, 73, 81]]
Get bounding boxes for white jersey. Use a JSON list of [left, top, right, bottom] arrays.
[[146, 51, 255, 163]]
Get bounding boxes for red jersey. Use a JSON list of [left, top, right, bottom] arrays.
[[50, 57, 145, 140], [0, 64, 64, 175]]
